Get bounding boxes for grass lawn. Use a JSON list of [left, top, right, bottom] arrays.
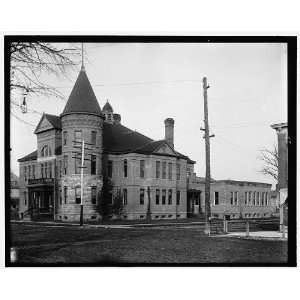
[[9, 223, 288, 265]]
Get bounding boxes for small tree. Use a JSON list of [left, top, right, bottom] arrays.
[[112, 190, 124, 219], [97, 176, 113, 222], [258, 144, 279, 182]]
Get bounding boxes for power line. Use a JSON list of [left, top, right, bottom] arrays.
[[52, 79, 201, 90], [11, 101, 43, 115], [11, 111, 36, 127]]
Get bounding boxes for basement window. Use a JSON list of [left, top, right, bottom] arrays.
[[168, 215, 173, 218], [140, 215, 145, 219]]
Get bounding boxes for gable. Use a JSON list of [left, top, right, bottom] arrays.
[[154, 143, 176, 155], [34, 115, 57, 134]]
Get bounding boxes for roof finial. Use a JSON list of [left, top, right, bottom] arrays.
[[81, 43, 85, 71]]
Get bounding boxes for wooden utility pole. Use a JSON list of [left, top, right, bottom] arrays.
[[201, 77, 214, 234]]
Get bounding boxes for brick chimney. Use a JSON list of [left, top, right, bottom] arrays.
[[164, 118, 174, 148]]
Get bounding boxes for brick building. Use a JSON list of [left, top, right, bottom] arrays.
[[17, 66, 276, 222], [17, 66, 195, 221]]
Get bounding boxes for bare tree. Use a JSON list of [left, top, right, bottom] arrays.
[[258, 144, 278, 182], [10, 42, 81, 102]]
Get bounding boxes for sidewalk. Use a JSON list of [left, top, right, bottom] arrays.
[[216, 231, 288, 241]]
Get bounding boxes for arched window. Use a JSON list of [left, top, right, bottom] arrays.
[[41, 145, 47, 157]]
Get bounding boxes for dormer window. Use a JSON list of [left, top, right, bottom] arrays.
[[107, 114, 112, 121]]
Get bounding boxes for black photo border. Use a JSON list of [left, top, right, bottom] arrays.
[[4, 35, 297, 267]]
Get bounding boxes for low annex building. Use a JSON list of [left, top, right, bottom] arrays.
[[187, 175, 275, 219], [17, 66, 194, 221]]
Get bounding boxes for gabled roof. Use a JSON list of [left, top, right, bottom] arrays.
[[61, 67, 102, 117], [19, 122, 195, 163], [18, 146, 62, 162], [103, 123, 153, 153], [18, 150, 37, 162], [34, 113, 62, 134], [45, 114, 62, 129], [103, 123, 194, 161]]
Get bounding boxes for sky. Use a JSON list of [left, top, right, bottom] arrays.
[[10, 42, 287, 187]]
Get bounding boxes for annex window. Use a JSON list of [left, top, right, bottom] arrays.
[[162, 189, 166, 205], [140, 188, 145, 205], [168, 163, 172, 180], [162, 162, 166, 179], [124, 159, 128, 178], [91, 186, 97, 204], [176, 163, 180, 180], [214, 191, 219, 205], [123, 189, 128, 205], [74, 130, 82, 144], [234, 192, 238, 206], [75, 153, 81, 174], [155, 189, 160, 205], [168, 189, 172, 205], [91, 155, 96, 175], [91, 131, 96, 145], [63, 155, 68, 175], [63, 131, 68, 146], [75, 187, 81, 204], [140, 160, 145, 178], [107, 160, 113, 178], [156, 161, 160, 179], [64, 186, 68, 204], [176, 191, 180, 205]]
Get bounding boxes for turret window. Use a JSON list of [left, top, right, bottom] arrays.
[[74, 130, 82, 144], [91, 187, 97, 204], [91, 155, 96, 175], [63, 131, 68, 146], [75, 153, 81, 174], [75, 187, 81, 204], [91, 131, 96, 145]]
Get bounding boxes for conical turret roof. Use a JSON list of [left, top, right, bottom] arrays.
[[61, 67, 102, 116], [103, 100, 113, 112]]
